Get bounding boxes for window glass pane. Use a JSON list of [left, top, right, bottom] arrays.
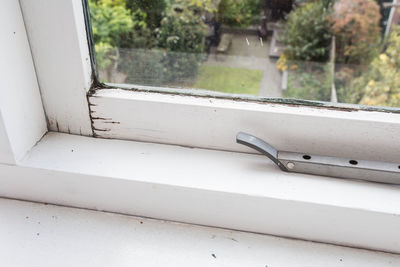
[[88, 0, 400, 108]]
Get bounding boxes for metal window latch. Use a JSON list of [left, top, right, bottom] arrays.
[[236, 132, 400, 185]]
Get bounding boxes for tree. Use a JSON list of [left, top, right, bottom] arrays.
[[90, 0, 133, 47], [278, 1, 333, 63], [125, 0, 166, 29], [340, 26, 400, 107], [156, 4, 207, 53], [154, 2, 208, 83], [89, 0, 134, 75], [331, 0, 382, 64], [218, 0, 263, 27], [186, 0, 220, 12], [119, 9, 155, 49]]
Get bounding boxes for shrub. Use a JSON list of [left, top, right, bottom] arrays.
[[125, 0, 166, 29], [279, 1, 333, 63], [119, 2, 208, 86], [89, 0, 134, 75], [338, 26, 400, 107], [89, 0, 134, 47], [94, 42, 115, 70], [154, 3, 208, 83], [331, 0, 382, 64], [283, 62, 332, 101], [118, 49, 166, 85], [184, 0, 220, 12], [119, 9, 155, 49], [218, 0, 263, 27], [156, 3, 207, 53]]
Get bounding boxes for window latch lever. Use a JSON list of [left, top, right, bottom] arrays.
[[236, 132, 400, 185], [236, 132, 288, 171]]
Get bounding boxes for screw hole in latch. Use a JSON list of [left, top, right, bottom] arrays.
[[303, 155, 311, 160], [349, 160, 358, 165]]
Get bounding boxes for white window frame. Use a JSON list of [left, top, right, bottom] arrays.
[[19, 0, 400, 162], [1, 0, 400, 254]]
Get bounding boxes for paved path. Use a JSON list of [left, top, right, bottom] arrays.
[[205, 34, 282, 97]]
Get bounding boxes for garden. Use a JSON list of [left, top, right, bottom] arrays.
[[276, 0, 400, 107], [89, 0, 267, 95], [89, 0, 400, 107]]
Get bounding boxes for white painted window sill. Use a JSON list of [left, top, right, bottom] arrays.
[[1, 132, 400, 253], [0, 199, 400, 267], [1, 198, 399, 267]]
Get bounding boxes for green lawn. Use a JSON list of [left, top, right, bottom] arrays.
[[193, 66, 262, 95]]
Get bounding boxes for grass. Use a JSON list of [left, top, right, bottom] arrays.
[[193, 66, 262, 95]]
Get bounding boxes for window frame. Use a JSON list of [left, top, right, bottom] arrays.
[[0, 0, 47, 164], [1, 0, 399, 255], [18, 0, 400, 163], [90, 87, 400, 162], [19, 0, 93, 136]]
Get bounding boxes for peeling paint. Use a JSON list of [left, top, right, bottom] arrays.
[[92, 127, 110, 132], [87, 92, 121, 135], [91, 117, 113, 121], [91, 84, 400, 114], [86, 94, 96, 137]]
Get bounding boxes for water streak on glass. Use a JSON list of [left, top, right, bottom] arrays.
[[88, 0, 400, 108]]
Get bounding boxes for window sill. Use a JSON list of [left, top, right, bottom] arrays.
[[1, 132, 400, 253], [2, 198, 399, 266]]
